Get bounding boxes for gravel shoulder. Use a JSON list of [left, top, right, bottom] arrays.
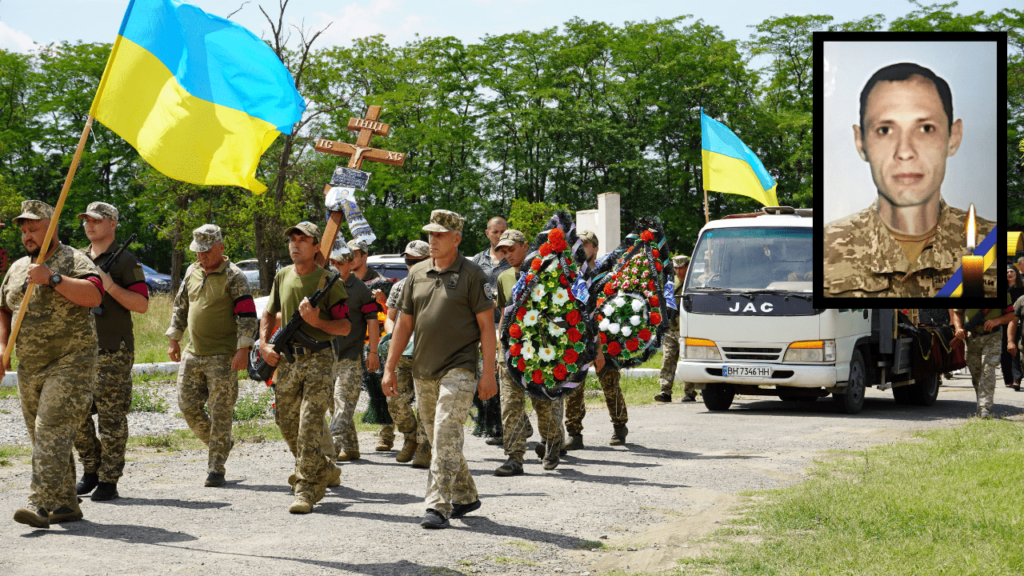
[[1, 374, 1022, 576]]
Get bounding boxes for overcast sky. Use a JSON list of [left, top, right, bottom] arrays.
[[0, 0, 1014, 54]]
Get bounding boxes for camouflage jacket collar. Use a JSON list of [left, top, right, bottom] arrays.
[[202, 257, 231, 276], [866, 197, 964, 275]]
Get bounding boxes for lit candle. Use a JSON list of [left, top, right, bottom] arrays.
[[961, 203, 984, 298]]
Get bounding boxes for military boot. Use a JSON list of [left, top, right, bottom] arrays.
[[494, 458, 524, 476], [76, 472, 98, 495], [337, 449, 360, 462], [327, 463, 342, 487], [564, 434, 584, 451], [289, 496, 313, 514], [411, 444, 432, 469], [396, 437, 418, 463], [91, 482, 118, 501], [375, 437, 393, 452], [288, 473, 297, 492], [49, 505, 84, 524], [654, 392, 672, 403], [610, 424, 628, 445], [13, 506, 49, 529]]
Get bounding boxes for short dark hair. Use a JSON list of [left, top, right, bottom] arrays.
[[859, 62, 953, 134]]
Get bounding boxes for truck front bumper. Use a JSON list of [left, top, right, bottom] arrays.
[[679, 361, 839, 389]]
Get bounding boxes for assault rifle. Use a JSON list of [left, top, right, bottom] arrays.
[[92, 233, 138, 316], [250, 270, 342, 381], [962, 308, 995, 336]]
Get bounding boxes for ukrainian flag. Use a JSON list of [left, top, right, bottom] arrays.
[[90, 0, 306, 194], [701, 109, 778, 207]]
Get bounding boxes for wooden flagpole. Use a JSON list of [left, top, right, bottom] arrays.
[[3, 116, 94, 368], [704, 188, 710, 224]]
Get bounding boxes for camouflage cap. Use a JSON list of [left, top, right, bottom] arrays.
[[422, 209, 464, 233], [14, 200, 55, 224], [496, 229, 527, 248], [76, 201, 119, 222], [403, 240, 429, 258], [346, 239, 368, 254], [284, 221, 322, 243], [1015, 294, 1024, 319], [673, 255, 690, 267], [330, 239, 354, 262], [578, 230, 598, 246], [189, 224, 223, 252]]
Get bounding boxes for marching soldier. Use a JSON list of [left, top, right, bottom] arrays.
[[383, 210, 497, 529], [381, 240, 430, 465], [327, 243, 380, 461], [655, 255, 694, 402], [493, 229, 563, 477], [1, 200, 104, 528], [166, 225, 256, 487], [74, 202, 149, 502], [564, 230, 629, 451], [348, 239, 381, 283], [261, 222, 349, 514]]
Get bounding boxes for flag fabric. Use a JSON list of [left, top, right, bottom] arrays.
[[935, 226, 998, 297], [90, 0, 306, 194], [701, 109, 778, 207]]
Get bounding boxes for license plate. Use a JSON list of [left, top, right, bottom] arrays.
[[723, 365, 772, 378]]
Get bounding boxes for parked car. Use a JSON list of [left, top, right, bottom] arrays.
[[243, 269, 261, 291], [236, 258, 259, 272], [140, 264, 172, 293], [367, 254, 409, 280]]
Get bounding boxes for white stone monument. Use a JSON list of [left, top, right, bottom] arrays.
[[576, 192, 620, 257]]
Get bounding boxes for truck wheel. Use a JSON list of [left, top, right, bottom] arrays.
[[834, 349, 866, 414], [908, 372, 940, 406], [892, 384, 912, 405], [702, 384, 735, 411]]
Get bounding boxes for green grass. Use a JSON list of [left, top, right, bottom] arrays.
[[132, 294, 190, 364], [130, 385, 168, 413], [503, 540, 538, 552], [0, 386, 17, 399], [233, 388, 274, 421], [638, 349, 665, 369], [687, 420, 1024, 575], [526, 373, 660, 412], [577, 540, 606, 550], [0, 444, 31, 466]]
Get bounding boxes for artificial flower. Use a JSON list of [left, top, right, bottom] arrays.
[[522, 342, 536, 360], [656, 262, 663, 272], [539, 243, 552, 257], [626, 338, 639, 352], [510, 343, 522, 357], [640, 230, 654, 242], [532, 370, 544, 384], [539, 347, 556, 362], [649, 296, 659, 307], [553, 364, 568, 380], [509, 324, 523, 339], [650, 312, 662, 325], [563, 349, 579, 364], [608, 323, 620, 335], [629, 315, 642, 326], [639, 329, 652, 341], [559, 275, 569, 286], [652, 249, 659, 259], [599, 318, 611, 331], [531, 284, 546, 302], [517, 358, 526, 371], [599, 332, 608, 344], [603, 283, 615, 296], [523, 309, 540, 326], [547, 323, 565, 337], [568, 328, 583, 343], [566, 310, 582, 325], [526, 274, 534, 282], [622, 326, 632, 337], [548, 228, 567, 252], [631, 299, 644, 313], [602, 304, 614, 316], [531, 258, 542, 271], [613, 296, 626, 308], [607, 341, 622, 356], [552, 288, 570, 306], [516, 307, 527, 320]]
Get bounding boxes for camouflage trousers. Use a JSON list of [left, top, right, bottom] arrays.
[[415, 367, 478, 519], [565, 365, 628, 437], [381, 357, 423, 444], [500, 366, 560, 463], [275, 348, 335, 503], [18, 352, 97, 512], [659, 327, 693, 397], [329, 356, 364, 453], [177, 351, 238, 475], [966, 331, 1001, 413], [74, 342, 134, 483]]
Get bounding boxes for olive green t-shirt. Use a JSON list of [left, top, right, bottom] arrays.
[[400, 253, 494, 380], [957, 294, 1010, 334], [266, 265, 349, 343], [83, 242, 147, 352], [496, 267, 518, 311]]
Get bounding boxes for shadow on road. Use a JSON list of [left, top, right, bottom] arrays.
[[104, 497, 232, 510], [20, 521, 198, 543]]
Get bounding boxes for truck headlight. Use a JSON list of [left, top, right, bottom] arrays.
[[784, 340, 835, 362], [685, 337, 721, 360]]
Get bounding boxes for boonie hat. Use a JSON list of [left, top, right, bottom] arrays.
[[190, 224, 223, 252], [76, 201, 119, 222], [578, 230, 598, 246], [496, 229, 527, 248], [673, 255, 690, 267], [403, 240, 429, 258], [14, 200, 55, 224], [284, 221, 322, 243], [422, 210, 464, 233]]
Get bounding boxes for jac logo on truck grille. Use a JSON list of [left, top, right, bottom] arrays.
[[729, 302, 773, 313]]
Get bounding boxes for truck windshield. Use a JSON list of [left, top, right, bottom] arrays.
[[686, 227, 812, 292]]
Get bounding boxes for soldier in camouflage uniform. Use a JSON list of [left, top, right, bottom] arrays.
[[166, 224, 257, 488], [564, 230, 629, 450], [381, 240, 430, 464], [823, 63, 997, 298], [73, 202, 150, 502], [1, 200, 105, 529], [326, 242, 379, 461], [383, 210, 496, 529], [261, 222, 349, 514], [954, 301, 1014, 418], [655, 255, 693, 402], [493, 229, 561, 476]]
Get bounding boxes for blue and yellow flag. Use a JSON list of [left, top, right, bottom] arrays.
[[701, 109, 778, 207], [90, 0, 306, 194]]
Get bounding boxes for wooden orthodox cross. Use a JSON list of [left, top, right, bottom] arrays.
[[314, 105, 405, 261]]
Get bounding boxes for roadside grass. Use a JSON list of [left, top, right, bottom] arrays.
[[0, 386, 17, 399], [132, 294, 186, 364], [0, 444, 31, 466], [684, 419, 1024, 575], [638, 350, 665, 369], [130, 385, 169, 413]]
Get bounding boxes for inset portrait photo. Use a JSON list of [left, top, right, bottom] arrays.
[[814, 32, 1006, 307]]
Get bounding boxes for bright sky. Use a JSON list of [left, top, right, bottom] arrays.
[[0, 0, 1014, 54]]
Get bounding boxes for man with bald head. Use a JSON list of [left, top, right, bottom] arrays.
[[823, 62, 996, 298]]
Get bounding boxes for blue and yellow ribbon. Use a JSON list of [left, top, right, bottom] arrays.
[[935, 226, 998, 297]]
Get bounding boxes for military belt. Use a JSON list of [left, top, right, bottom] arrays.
[[290, 342, 332, 357]]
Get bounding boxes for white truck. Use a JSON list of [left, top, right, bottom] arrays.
[[677, 206, 946, 415]]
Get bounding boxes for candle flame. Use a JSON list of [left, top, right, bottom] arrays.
[[965, 204, 976, 251]]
